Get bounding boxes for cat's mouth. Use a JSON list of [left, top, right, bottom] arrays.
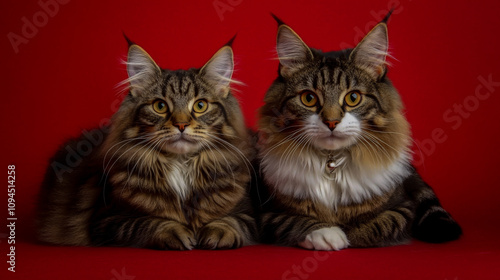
[[313, 131, 355, 151], [321, 131, 349, 140], [168, 133, 197, 144], [161, 133, 200, 154]]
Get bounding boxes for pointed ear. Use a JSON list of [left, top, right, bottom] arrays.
[[276, 25, 313, 78], [126, 45, 161, 96], [350, 23, 389, 80], [200, 45, 234, 98]]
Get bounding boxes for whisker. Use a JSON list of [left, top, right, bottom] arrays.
[[100, 132, 165, 203], [205, 133, 257, 180], [123, 137, 164, 191], [261, 127, 308, 163], [201, 139, 237, 186], [102, 135, 150, 172], [360, 133, 392, 161], [356, 134, 385, 166], [362, 131, 401, 156], [362, 126, 423, 167]]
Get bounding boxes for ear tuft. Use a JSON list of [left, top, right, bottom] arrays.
[[270, 13, 286, 26], [122, 32, 135, 47], [381, 7, 395, 24], [200, 46, 235, 98], [350, 23, 389, 80], [276, 25, 313, 77], [125, 45, 161, 95], [225, 34, 237, 47]]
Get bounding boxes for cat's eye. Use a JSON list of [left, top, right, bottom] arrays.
[[152, 100, 168, 114], [344, 91, 362, 107], [193, 99, 209, 113], [300, 91, 318, 107]]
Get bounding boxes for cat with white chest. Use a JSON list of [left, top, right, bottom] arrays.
[[257, 13, 461, 250]]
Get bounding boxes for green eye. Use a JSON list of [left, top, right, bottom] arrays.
[[345, 91, 362, 107], [300, 91, 318, 107], [193, 99, 208, 113], [152, 100, 168, 114]]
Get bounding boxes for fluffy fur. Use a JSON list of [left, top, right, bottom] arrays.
[[257, 15, 462, 250], [37, 39, 257, 250]]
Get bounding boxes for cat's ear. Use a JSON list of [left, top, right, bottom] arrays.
[[126, 44, 161, 96], [200, 45, 234, 98], [276, 24, 314, 78], [349, 22, 389, 80]]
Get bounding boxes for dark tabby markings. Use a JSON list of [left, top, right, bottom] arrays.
[[37, 42, 257, 250], [259, 175, 459, 248], [91, 214, 196, 250], [345, 207, 413, 247], [261, 213, 327, 245], [258, 16, 461, 250], [198, 213, 257, 249]]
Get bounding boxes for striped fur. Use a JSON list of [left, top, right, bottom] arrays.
[[257, 16, 461, 250], [37, 40, 257, 250]]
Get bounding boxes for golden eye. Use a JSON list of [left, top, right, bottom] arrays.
[[152, 99, 168, 114], [193, 99, 208, 113], [300, 91, 318, 107], [345, 91, 362, 107]]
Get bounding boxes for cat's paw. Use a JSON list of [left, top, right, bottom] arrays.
[[298, 226, 349, 251], [197, 222, 242, 250], [156, 224, 196, 250]]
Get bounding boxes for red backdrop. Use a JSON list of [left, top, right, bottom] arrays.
[[1, 0, 500, 279]]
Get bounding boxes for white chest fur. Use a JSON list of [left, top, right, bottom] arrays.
[[261, 150, 412, 208], [156, 156, 193, 200]]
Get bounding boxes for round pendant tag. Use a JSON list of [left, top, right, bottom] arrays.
[[326, 160, 337, 173]]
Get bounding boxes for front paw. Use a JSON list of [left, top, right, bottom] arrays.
[[197, 222, 242, 249], [298, 226, 349, 251], [156, 223, 196, 250]]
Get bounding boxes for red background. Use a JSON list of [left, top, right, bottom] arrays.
[[1, 0, 500, 279]]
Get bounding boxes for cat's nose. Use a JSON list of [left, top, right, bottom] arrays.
[[323, 120, 340, 131], [173, 122, 190, 132]]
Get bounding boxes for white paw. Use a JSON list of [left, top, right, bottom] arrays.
[[298, 226, 349, 251]]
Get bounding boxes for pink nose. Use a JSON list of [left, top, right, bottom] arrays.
[[174, 122, 190, 132], [323, 120, 340, 131]]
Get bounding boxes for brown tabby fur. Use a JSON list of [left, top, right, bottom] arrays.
[[37, 39, 257, 250], [257, 14, 461, 249]]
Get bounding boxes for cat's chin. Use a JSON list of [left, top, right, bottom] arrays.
[[313, 135, 355, 151], [161, 138, 200, 155]]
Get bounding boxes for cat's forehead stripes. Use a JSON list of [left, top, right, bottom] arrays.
[[310, 64, 357, 92], [162, 70, 199, 99]]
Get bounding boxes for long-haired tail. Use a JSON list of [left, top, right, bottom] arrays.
[[405, 170, 462, 243]]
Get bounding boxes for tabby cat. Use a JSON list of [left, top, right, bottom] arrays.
[[257, 14, 462, 250], [37, 38, 257, 250]]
